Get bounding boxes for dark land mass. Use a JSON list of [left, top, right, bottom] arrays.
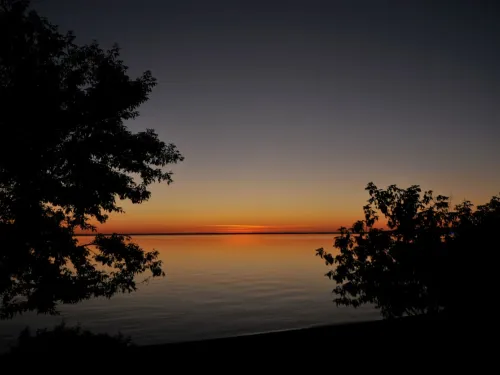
[[136, 314, 457, 363], [4, 314, 488, 370]]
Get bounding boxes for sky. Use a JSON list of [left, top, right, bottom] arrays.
[[35, 0, 499, 233]]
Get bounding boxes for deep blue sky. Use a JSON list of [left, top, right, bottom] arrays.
[[34, 0, 499, 232]]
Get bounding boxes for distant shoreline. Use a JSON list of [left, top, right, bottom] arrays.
[[75, 231, 342, 236]]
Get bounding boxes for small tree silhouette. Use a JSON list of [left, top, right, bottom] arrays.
[[0, 0, 183, 318], [317, 182, 500, 318]]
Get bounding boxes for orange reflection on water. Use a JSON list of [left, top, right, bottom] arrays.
[[125, 234, 340, 277], [74, 234, 342, 290]]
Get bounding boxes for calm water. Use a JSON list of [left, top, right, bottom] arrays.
[[0, 234, 379, 351]]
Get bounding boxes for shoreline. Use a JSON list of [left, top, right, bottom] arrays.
[[135, 314, 453, 356], [4, 314, 484, 369]]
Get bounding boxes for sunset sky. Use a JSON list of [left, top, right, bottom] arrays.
[[38, 0, 499, 233]]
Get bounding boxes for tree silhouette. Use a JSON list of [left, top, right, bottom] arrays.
[[316, 182, 500, 318], [0, 0, 183, 318]]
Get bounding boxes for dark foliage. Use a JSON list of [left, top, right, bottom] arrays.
[[2, 323, 134, 357], [317, 182, 500, 318], [0, 0, 183, 318]]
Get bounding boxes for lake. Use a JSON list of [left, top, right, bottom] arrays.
[[0, 234, 379, 351]]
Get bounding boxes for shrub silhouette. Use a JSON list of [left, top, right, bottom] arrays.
[[317, 182, 500, 318], [4, 323, 134, 356]]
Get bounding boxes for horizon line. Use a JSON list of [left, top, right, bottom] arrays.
[[76, 231, 342, 236]]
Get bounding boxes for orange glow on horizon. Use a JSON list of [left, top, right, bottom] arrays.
[[77, 217, 361, 234], [76, 217, 388, 234], [77, 223, 348, 234], [71, 175, 498, 235]]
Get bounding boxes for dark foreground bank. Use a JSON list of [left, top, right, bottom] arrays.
[[2, 314, 488, 370]]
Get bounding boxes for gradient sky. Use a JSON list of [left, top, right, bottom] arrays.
[[36, 0, 499, 233]]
